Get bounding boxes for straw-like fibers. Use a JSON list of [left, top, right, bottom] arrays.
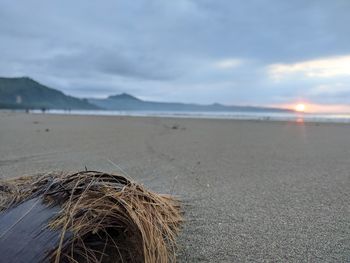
[[0, 171, 182, 263]]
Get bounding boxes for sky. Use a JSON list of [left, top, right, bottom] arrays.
[[1, 0, 350, 112]]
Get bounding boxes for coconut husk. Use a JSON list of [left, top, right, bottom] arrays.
[[0, 171, 182, 263]]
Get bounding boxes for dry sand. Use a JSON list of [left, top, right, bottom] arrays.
[[0, 112, 349, 262]]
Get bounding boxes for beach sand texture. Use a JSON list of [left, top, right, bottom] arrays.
[[0, 112, 349, 262]]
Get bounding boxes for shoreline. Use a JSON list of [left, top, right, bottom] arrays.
[[2, 109, 350, 125]]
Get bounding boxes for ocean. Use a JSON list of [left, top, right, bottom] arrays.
[[28, 109, 350, 123]]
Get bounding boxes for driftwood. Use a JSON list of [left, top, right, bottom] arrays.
[[0, 171, 182, 263]]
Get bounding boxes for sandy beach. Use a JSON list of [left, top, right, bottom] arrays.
[[0, 112, 349, 262]]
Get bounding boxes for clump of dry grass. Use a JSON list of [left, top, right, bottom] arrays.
[[0, 171, 182, 263]]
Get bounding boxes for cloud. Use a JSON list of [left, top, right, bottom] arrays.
[[213, 59, 243, 69], [0, 0, 350, 110], [268, 55, 350, 81], [308, 83, 349, 96]]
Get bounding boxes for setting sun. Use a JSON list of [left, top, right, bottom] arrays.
[[295, 103, 306, 112]]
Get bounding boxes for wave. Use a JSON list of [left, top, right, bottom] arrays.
[[25, 109, 350, 123]]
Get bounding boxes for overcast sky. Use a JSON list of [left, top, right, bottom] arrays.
[[1, 0, 350, 109]]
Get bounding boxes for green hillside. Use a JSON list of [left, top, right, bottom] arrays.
[[0, 77, 98, 110]]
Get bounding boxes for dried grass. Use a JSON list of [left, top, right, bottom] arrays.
[[0, 171, 182, 263]]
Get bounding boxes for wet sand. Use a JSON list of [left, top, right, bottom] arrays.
[[0, 112, 349, 262]]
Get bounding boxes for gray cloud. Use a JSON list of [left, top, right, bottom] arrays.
[[0, 0, 349, 107]]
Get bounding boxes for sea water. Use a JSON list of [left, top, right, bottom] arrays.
[[28, 109, 350, 123]]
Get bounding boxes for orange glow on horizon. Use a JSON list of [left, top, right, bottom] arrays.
[[295, 103, 306, 112], [271, 103, 350, 114]]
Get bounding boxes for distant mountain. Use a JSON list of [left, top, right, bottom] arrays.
[[108, 93, 141, 101], [0, 77, 98, 110], [0, 77, 291, 112], [89, 93, 291, 112]]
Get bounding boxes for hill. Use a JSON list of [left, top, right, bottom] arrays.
[[0, 77, 98, 110], [89, 93, 291, 113]]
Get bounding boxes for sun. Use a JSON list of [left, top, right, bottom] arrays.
[[295, 103, 306, 112]]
